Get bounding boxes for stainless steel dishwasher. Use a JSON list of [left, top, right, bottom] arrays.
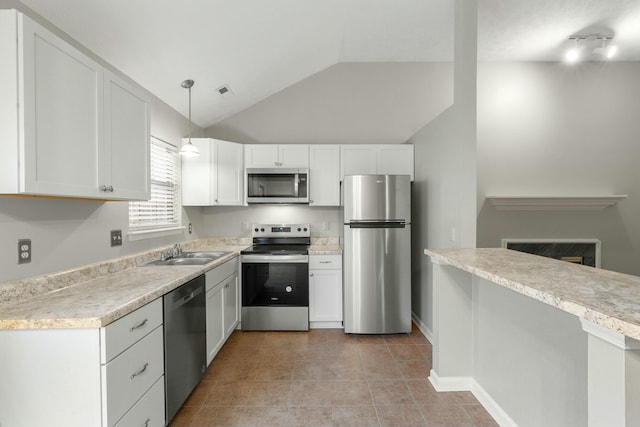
[[163, 274, 206, 423]]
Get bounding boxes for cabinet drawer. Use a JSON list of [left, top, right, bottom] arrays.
[[114, 375, 165, 427], [310, 255, 342, 270], [205, 257, 238, 292], [101, 298, 163, 362], [103, 326, 164, 427]]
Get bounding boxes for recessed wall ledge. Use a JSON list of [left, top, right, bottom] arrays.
[[486, 195, 628, 211]]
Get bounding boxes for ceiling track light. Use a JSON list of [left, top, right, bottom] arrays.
[[179, 79, 200, 157], [564, 33, 617, 63]]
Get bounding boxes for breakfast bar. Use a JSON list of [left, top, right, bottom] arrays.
[[425, 248, 640, 427]]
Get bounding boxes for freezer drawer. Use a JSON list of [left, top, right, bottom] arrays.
[[343, 225, 411, 334]]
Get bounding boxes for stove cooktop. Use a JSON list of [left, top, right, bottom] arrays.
[[241, 244, 308, 255]]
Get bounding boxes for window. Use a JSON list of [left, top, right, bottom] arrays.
[[129, 136, 181, 235]]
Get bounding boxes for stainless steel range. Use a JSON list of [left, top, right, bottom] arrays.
[[241, 224, 310, 331]]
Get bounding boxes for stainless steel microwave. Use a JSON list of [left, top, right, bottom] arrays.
[[246, 168, 309, 204]]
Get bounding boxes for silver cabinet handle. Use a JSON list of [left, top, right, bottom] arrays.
[[100, 185, 107, 191], [143, 417, 151, 427], [129, 318, 148, 332], [107, 186, 114, 192], [309, 273, 314, 277], [131, 362, 149, 379], [319, 261, 332, 264]]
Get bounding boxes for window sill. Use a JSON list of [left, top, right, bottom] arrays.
[[128, 226, 186, 241]]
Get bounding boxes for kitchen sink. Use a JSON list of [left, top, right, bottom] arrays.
[[143, 251, 231, 266], [179, 251, 230, 259]]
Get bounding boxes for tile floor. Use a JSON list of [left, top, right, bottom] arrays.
[[169, 326, 499, 427]]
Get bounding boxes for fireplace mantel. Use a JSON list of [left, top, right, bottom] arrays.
[[486, 195, 627, 211]]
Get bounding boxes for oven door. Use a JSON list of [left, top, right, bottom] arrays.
[[241, 255, 309, 307]]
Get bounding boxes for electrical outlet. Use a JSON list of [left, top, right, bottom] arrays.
[[110, 230, 122, 247], [18, 239, 31, 264], [188, 223, 193, 234]]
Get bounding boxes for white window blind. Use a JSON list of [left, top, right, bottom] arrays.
[[129, 136, 180, 231]]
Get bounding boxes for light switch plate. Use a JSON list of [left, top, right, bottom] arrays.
[[110, 230, 123, 247]]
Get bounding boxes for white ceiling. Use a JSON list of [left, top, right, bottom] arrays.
[[16, 0, 640, 128]]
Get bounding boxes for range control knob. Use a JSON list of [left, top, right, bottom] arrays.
[[254, 228, 259, 232], [297, 228, 301, 232], [303, 227, 308, 231], [260, 228, 265, 232]]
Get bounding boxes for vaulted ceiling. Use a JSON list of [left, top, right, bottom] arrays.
[[16, 0, 640, 128]]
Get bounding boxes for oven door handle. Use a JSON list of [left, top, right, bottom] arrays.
[[241, 255, 309, 263]]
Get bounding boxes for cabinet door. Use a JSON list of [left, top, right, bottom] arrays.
[[223, 273, 239, 337], [378, 145, 414, 181], [279, 145, 309, 168], [182, 138, 215, 206], [309, 145, 340, 206], [340, 146, 377, 180], [216, 140, 244, 205], [104, 70, 150, 200], [309, 269, 343, 322], [244, 144, 279, 168], [206, 283, 224, 365], [21, 15, 104, 198]]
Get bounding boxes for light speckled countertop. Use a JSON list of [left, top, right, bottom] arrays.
[[0, 236, 342, 330], [425, 248, 640, 340], [0, 247, 245, 330]]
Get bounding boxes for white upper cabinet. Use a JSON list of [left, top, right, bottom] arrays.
[[0, 10, 150, 200], [309, 145, 340, 206], [340, 144, 414, 181], [244, 144, 309, 168], [182, 138, 244, 206], [103, 70, 150, 200]]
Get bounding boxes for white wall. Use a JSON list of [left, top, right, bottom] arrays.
[[205, 62, 453, 144], [477, 62, 640, 275], [202, 206, 340, 238], [0, 6, 202, 283], [473, 276, 587, 426], [409, 0, 478, 335]]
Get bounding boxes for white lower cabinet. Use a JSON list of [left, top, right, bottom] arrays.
[[309, 255, 343, 328], [0, 298, 165, 427], [205, 257, 240, 364]]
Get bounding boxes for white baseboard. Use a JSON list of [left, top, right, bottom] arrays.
[[309, 321, 343, 329], [428, 369, 472, 391], [411, 312, 433, 342], [470, 379, 519, 427]]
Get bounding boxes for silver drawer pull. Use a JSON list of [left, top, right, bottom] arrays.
[[129, 318, 148, 332], [143, 417, 151, 427], [131, 362, 149, 380], [319, 261, 332, 264]]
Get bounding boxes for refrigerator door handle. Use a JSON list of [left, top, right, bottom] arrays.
[[348, 220, 406, 229]]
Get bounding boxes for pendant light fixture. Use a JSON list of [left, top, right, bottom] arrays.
[[179, 79, 200, 157]]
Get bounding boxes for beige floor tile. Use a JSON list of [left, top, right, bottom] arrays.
[[178, 328, 498, 427], [332, 406, 381, 427], [395, 360, 432, 379], [287, 406, 334, 427], [368, 380, 415, 405], [376, 404, 427, 427], [246, 380, 293, 407], [240, 406, 290, 427], [420, 402, 475, 427], [388, 344, 430, 361], [202, 381, 253, 407], [191, 406, 245, 427], [463, 404, 500, 427]]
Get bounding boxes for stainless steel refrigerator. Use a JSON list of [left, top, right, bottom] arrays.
[[343, 174, 411, 334]]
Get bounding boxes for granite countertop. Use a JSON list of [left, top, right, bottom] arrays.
[[0, 236, 343, 331], [425, 247, 640, 341], [308, 244, 342, 255], [0, 243, 247, 330]]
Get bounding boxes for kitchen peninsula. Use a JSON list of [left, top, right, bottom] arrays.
[[425, 248, 640, 427]]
